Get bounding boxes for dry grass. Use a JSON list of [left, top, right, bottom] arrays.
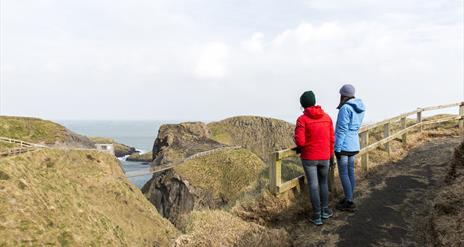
[[89, 137, 135, 157], [0, 116, 92, 146], [127, 151, 153, 162], [174, 148, 265, 205], [174, 210, 291, 247], [431, 141, 464, 247], [207, 116, 295, 164], [0, 142, 19, 152], [0, 149, 178, 246], [230, 116, 461, 226]]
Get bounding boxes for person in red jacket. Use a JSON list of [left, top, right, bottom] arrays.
[[294, 91, 335, 226]]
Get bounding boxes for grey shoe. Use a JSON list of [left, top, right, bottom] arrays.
[[321, 208, 333, 219], [309, 214, 323, 226]]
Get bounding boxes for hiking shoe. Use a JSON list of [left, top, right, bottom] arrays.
[[336, 198, 346, 208], [309, 215, 323, 226], [336, 200, 356, 212], [321, 208, 333, 219]]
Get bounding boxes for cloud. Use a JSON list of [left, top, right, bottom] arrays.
[[193, 42, 229, 79], [1, 0, 462, 121], [241, 32, 264, 53]]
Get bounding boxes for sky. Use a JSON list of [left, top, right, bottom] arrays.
[[0, 0, 463, 123]]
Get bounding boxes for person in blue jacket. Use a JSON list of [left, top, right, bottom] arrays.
[[334, 84, 365, 212]]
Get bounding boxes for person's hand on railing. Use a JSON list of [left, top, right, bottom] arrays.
[[291, 146, 302, 154]]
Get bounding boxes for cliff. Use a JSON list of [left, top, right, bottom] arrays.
[[126, 151, 153, 162], [151, 122, 225, 166], [207, 116, 295, 163], [0, 116, 94, 148], [142, 148, 265, 225], [0, 149, 178, 246], [143, 117, 297, 224]]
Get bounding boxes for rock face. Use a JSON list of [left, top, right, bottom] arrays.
[[143, 148, 265, 225], [0, 116, 94, 148], [142, 171, 197, 223], [151, 122, 225, 166], [0, 149, 178, 246], [143, 116, 296, 225], [207, 116, 295, 164]]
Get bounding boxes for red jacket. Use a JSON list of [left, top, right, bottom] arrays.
[[294, 106, 335, 160]]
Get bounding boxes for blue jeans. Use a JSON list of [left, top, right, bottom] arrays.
[[302, 160, 330, 217], [337, 155, 356, 202]]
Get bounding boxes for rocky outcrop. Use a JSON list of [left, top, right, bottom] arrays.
[[207, 116, 295, 164], [143, 148, 265, 225], [126, 151, 153, 162], [143, 116, 296, 225], [142, 171, 199, 224], [151, 122, 225, 166]]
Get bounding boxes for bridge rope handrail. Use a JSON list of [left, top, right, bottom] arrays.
[[125, 146, 243, 178]]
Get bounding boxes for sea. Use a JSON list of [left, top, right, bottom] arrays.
[[57, 120, 169, 189]]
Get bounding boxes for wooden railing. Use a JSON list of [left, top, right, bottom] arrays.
[[269, 102, 464, 195], [0, 147, 37, 157]]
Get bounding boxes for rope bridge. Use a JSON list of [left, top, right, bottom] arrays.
[[124, 146, 242, 178]]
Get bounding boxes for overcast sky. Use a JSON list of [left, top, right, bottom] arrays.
[[0, 0, 463, 122]]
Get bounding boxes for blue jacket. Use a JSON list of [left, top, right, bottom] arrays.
[[334, 98, 365, 152]]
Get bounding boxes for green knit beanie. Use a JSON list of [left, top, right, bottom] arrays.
[[300, 91, 316, 108]]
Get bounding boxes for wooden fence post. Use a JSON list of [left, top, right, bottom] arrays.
[[360, 131, 369, 174], [269, 153, 282, 194], [383, 123, 391, 155], [459, 102, 464, 134], [417, 108, 423, 132], [401, 117, 407, 147], [328, 157, 336, 193]]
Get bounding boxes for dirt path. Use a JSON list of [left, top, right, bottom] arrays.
[[283, 137, 461, 247]]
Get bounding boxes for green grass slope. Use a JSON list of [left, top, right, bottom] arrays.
[[0, 149, 178, 246], [0, 116, 93, 147], [207, 116, 295, 163], [174, 148, 265, 204]]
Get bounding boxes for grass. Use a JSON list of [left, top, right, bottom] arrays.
[[207, 116, 295, 164], [0, 142, 19, 152], [175, 210, 290, 247], [0, 116, 73, 144], [89, 137, 135, 156], [431, 140, 464, 246], [126, 152, 153, 162], [174, 148, 265, 205], [230, 114, 462, 227], [0, 149, 178, 246]]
